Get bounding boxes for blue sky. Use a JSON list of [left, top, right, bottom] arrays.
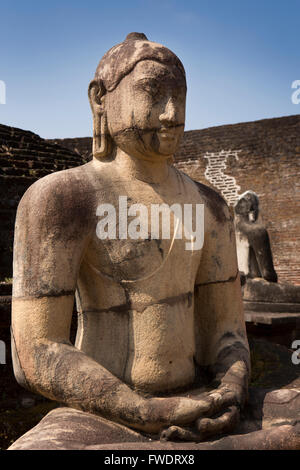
[[0, 0, 299, 138]]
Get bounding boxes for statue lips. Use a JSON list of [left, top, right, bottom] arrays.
[[157, 126, 182, 140], [158, 128, 175, 139]]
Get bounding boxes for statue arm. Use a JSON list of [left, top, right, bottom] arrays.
[[194, 202, 250, 399], [160, 207, 250, 443], [175, 200, 251, 441], [11, 173, 214, 434], [12, 295, 150, 425], [11, 175, 152, 429], [194, 279, 250, 403]]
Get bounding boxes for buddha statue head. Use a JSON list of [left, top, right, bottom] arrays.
[[234, 190, 259, 223], [88, 32, 187, 163]]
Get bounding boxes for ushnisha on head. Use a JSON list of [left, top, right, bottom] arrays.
[[88, 32, 187, 161]]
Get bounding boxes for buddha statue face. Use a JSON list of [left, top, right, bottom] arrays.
[[104, 60, 186, 161], [88, 33, 187, 162]]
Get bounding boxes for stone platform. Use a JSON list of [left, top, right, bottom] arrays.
[[244, 301, 300, 347], [243, 278, 300, 346]]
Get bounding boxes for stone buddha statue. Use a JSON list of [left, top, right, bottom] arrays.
[[234, 190, 300, 306], [234, 190, 278, 283], [9, 34, 299, 450]]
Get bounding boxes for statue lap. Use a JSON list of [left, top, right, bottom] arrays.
[[9, 387, 300, 450]]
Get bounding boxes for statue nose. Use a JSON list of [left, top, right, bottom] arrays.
[[159, 98, 177, 126]]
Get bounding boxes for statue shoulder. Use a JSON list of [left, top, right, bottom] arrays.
[[189, 178, 238, 283], [178, 170, 231, 225], [13, 164, 97, 299], [17, 163, 96, 229]]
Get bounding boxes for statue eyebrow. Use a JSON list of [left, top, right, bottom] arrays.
[[134, 75, 185, 87], [134, 76, 162, 84], [134, 68, 175, 84]]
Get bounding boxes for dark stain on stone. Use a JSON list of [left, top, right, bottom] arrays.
[[111, 124, 184, 139], [14, 290, 75, 300], [31, 340, 144, 427], [10, 327, 30, 391], [213, 341, 251, 377], [195, 270, 239, 287], [192, 180, 229, 224], [219, 332, 237, 342], [83, 291, 193, 315], [156, 291, 193, 309], [154, 239, 164, 258], [151, 132, 160, 154]]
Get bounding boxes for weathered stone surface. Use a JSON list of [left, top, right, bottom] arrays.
[[243, 388, 300, 426], [9, 32, 297, 451], [244, 278, 300, 304], [8, 408, 150, 450], [243, 278, 300, 344]]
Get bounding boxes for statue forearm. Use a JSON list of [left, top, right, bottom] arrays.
[[194, 278, 250, 407], [30, 341, 146, 421], [16, 338, 149, 425], [11, 296, 146, 429]]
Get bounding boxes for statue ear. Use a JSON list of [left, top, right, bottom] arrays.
[[88, 79, 112, 159]]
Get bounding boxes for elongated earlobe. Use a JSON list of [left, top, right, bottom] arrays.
[[88, 80, 112, 159], [92, 110, 111, 159]]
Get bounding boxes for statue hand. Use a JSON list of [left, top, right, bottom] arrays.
[[160, 383, 244, 442], [133, 394, 215, 434]]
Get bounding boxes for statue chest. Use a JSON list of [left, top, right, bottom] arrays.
[[80, 175, 203, 294], [86, 229, 200, 286]]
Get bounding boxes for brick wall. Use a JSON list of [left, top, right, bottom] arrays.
[[0, 124, 85, 279], [48, 137, 92, 162]]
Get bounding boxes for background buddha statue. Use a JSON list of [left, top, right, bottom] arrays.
[[234, 190, 300, 305], [234, 190, 277, 283]]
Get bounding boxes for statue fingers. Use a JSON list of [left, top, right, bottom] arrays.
[[160, 425, 201, 442], [195, 405, 240, 440], [167, 395, 215, 425], [160, 405, 240, 442], [207, 388, 238, 415]]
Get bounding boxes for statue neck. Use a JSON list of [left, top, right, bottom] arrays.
[[113, 148, 170, 184]]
